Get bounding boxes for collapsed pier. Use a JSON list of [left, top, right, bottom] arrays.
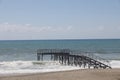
[[37, 49, 111, 69]]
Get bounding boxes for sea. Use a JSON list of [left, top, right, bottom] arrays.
[[0, 39, 120, 75]]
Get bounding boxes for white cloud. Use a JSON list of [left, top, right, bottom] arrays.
[[66, 26, 73, 31], [0, 23, 73, 40], [25, 24, 31, 26], [0, 23, 120, 40], [97, 26, 104, 31], [0, 23, 71, 33]]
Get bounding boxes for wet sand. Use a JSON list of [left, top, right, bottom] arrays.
[[0, 69, 120, 80]]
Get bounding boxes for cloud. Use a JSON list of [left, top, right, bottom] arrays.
[[66, 26, 73, 31], [25, 24, 31, 26], [0, 23, 72, 33], [97, 26, 104, 31], [0, 23, 120, 40], [0, 23, 73, 40]]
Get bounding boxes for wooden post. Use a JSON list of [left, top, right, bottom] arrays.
[[41, 53, 43, 61], [37, 55, 40, 61], [67, 55, 70, 65], [62, 55, 64, 64]]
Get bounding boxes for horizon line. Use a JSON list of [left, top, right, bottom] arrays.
[[0, 38, 120, 41]]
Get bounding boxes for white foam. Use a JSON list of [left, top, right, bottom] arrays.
[[109, 60, 120, 68], [0, 61, 80, 75], [0, 60, 120, 75]]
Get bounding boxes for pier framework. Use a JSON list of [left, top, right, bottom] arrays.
[[37, 49, 111, 69]]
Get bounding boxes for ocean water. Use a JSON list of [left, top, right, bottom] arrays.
[[0, 39, 120, 75]]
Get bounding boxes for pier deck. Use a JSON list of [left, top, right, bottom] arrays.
[[37, 49, 111, 69]]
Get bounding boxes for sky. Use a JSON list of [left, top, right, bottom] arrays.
[[0, 0, 120, 40]]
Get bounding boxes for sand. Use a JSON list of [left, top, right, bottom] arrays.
[[0, 69, 120, 80]]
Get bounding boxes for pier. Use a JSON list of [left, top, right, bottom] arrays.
[[37, 49, 111, 69]]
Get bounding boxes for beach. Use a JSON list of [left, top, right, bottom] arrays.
[[0, 40, 120, 80], [0, 0, 120, 79], [0, 69, 120, 80]]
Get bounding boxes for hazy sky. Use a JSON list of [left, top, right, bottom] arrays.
[[0, 0, 120, 40]]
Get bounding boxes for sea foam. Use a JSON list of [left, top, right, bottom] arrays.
[[109, 60, 120, 68], [0, 60, 120, 75], [0, 61, 79, 75]]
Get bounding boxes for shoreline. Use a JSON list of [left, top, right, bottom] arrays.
[[0, 68, 81, 77], [0, 69, 120, 80]]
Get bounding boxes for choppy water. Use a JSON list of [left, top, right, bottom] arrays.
[[0, 39, 120, 75]]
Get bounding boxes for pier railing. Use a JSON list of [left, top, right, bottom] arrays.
[[37, 49, 70, 54]]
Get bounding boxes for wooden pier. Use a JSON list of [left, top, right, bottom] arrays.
[[37, 49, 111, 69]]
